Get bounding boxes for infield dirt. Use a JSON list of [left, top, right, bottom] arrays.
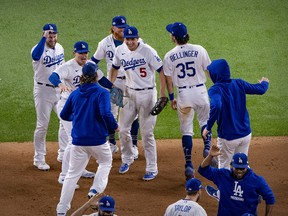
[[0, 136, 287, 215]]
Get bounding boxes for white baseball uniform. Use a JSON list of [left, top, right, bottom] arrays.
[[164, 199, 207, 216], [54, 59, 104, 180], [92, 35, 143, 117], [92, 34, 126, 117], [112, 42, 162, 172], [31, 41, 67, 164], [163, 44, 211, 136]]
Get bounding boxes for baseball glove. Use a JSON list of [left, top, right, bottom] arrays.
[[150, 97, 169, 115], [110, 87, 124, 108]]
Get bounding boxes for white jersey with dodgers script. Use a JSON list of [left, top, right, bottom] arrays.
[[92, 34, 125, 78], [54, 60, 104, 100], [164, 199, 207, 216], [31, 43, 64, 84], [113, 42, 162, 89], [163, 44, 211, 87]]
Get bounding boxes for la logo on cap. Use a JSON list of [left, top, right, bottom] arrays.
[[238, 157, 243, 163], [128, 29, 133, 35], [49, 25, 54, 30], [82, 43, 86, 49], [121, 18, 125, 24], [106, 200, 111, 206]]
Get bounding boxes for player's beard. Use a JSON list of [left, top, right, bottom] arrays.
[[114, 31, 124, 41], [46, 38, 57, 48]]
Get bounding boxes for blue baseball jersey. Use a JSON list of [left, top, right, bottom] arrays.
[[198, 166, 275, 216]]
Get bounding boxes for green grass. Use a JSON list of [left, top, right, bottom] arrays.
[[0, 0, 287, 141]]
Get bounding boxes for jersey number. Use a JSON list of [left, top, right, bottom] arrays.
[[176, 61, 196, 79], [140, 67, 147, 77]]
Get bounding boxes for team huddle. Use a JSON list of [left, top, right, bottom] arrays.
[[31, 16, 274, 216]]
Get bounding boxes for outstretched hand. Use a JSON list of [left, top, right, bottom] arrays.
[[259, 77, 269, 83], [202, 127, 210, 140], [209, 144, 221, 157]]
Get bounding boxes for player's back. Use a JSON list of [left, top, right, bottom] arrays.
[[164, 199, 207, 216], [163, 43, 210, 87]]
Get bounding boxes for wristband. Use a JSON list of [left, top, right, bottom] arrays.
[[169, 93, 174, 101]]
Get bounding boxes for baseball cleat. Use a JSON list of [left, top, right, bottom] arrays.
[[143, 171, 158, 181], [87, 189, 98, 199], [110, 143, 119, 154], [132, 145, 139, 160], [119, 163, 129, 174], [185, 166, 194, 180], [33, 161, 50, 171], [81, 169, 95, 178], [205, 185, 220, 201], [57, 156, 63, 163]]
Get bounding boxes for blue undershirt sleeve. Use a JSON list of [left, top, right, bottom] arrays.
[[112, 64, 121, 70], [156, 66, 163, 73], [49, 72, 61, 87], [98, 77, 113, 90], [91, 56, 100, 64], [32, 37, 46, 61]]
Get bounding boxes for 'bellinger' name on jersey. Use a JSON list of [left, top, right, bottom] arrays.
[[113, 42, 162, 89], [163, 44, 211, 87]]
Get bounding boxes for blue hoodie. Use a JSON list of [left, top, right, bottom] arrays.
[[60, 82, 118, 146], [206, 59, 269, 140]]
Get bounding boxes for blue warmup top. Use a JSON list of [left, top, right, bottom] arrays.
[[60, 82, 118, 146], [198, 166, 275, 216], [206, 59, 269, 140]]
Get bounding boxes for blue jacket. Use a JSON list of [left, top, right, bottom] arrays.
[[198, 165, 275, 216], [206, 59, 269, 140], [60, 82, 118, 146]]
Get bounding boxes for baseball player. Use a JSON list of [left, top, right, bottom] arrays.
[[164, 178, 207, 216], [109, 26, 166, 181], [202, 59, 270, 169], [71, 194, 118, 216], [49, 41, 105, 185], [56, 62, 119, 215], [198, 144, 275, 216], [91, 15, 139, 159], [31, 23, 67, 170], [163, 22, 216, 180]]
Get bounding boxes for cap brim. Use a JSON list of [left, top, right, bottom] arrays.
[[75, 50, 90, 53], [124, 35, 138, 38], [115, 24, 128, 28], [232, 163, 248, 169], [166, 24, 173, 33], [99, 207, 115, 212]]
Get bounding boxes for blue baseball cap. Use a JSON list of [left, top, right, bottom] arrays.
[[232, 153, 249, 169], [186, 178, 204, 192], [43, 23, 58, 33], [82, 62, 98, 77], [166, 22, 188, 38], [112, 15, 128, 28], [74, 41, 89, 53], [124, 26, 139, 38], [98, 196, 115, 212]]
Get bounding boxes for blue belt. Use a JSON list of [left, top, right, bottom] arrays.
[[178, 84, 204, 89], [117, 76, 126, 80], [37, 82, 55, 88], [128, 87, 154, 91]]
